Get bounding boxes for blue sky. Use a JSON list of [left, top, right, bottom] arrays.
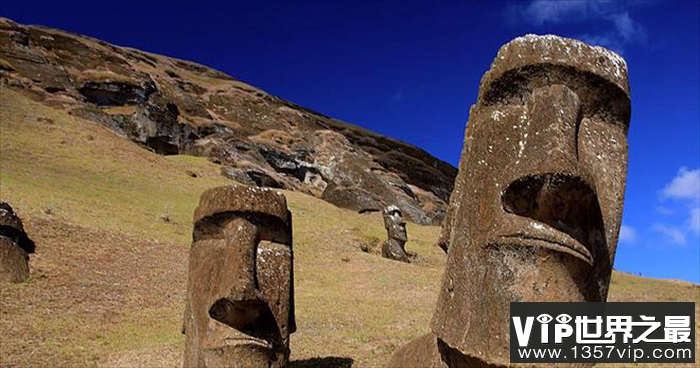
[[1, 1, 698, 282]]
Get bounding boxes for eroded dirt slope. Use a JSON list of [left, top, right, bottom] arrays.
[[0, 17, 457, 225]]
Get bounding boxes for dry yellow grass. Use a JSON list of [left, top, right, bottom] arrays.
[[0, 88, 698, 368]]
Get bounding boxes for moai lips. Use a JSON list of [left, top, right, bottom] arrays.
[[0, 201, 35, 283], [381, 205, 410, 263], [389, 35, 631, 368], [183, 186, 295, 368]]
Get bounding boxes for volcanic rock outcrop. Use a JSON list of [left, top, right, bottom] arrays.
[[381, 205, 409, 263], [0, 201, 35, 283], [388, 34, 631, 368], [183, 185, 295, 368], [0, 18, 456, 225]]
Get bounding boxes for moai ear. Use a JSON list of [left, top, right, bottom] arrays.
[[256, 240, 295, 333], [254, 209, 296, 337], [250, 201, 295, 341]]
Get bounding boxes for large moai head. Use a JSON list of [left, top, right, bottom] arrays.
[[0, 201, 35, 283], [183, 186, 295, 368], [431, 35, 631, 366]]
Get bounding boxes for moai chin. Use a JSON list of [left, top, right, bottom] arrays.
[[0, 201, 35, 283], [389, 35, 631, 368], [183, 186, 296, 368], [381, 205, 409, 263]]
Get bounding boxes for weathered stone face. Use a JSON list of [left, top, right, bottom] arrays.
[[384, 206, 408, 243], [183, 186, 295, 368], [0, 201, 35, 283], [381, 206, 410, 263], [431, 35, 631, 366]]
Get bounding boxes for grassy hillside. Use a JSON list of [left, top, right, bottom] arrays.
[[1, 88, 698, 368]]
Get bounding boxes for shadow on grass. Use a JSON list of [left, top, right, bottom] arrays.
[[290, 356, 354, 368]]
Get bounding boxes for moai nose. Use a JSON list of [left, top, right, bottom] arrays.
[[207, 218, 284, 338], [500, 84, 604, 264], [500, 84, 587, 214], [221, 218, 260, 302], [519, 84, 582, 174]]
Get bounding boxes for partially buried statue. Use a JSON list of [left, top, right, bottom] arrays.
[[381, 205, 409, 263], [183, 186, 296, 368], [388, 35, 631, 368], [0, 201, 35, 283]]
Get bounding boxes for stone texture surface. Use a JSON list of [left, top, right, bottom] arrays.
[[390, 34, 631, 368], [381, 205, 409, 263], [0, 237, 30, 283], [183, 186, 295, 368], [0, 17, 457, 225], [0, 201, 34, 283]]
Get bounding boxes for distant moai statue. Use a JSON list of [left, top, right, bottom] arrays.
[[388, 34, 632, 368], [0, 201, 35, 283], [381, 205, 409, 263], [183, 186, 296, 368]]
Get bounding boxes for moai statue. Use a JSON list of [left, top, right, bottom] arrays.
[[381, 205, 409, 263], [0, 201, 35, 283], [388, 34, 631, 368], [183, 186, 296, 368]]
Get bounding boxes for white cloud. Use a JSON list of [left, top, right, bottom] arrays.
[[658, 167, 700, 238], [613, 12, 646, 43], [654, 205, 674, 215], [689, 207, 700, 235], [661, 167, 700, 201], [652, 224, 687, 246], [619, 225, 638, 243], [520, 1, 600, 26], [506, 0, 647, 54]]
